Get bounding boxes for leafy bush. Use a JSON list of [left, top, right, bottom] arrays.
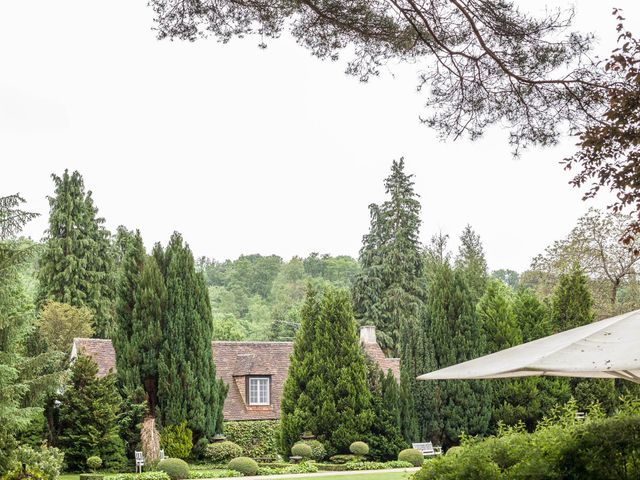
[[107, 473, 170, 480], [349, 442, 369, 456], [188, 470, 242, 479], [342, 462, 386, 471], [13, 445, 64, 480], [204, 441, 243, 464], [398, 449, 423, 467], [415, 448, 500, 480], [192, 438, 210, 461], [256, 463, 318, 475], [161, 423, 193, 460], [158, 458, 190, 480], [328, 454, 357, 464], [223, 421, 279, 461], [87, 456, 103, 472], [384, 461, 414, 469], [228, 457, 258, 476], [296, 440, 326, 461], [4, 467, 47, 480], [291, 443, 312, 459]]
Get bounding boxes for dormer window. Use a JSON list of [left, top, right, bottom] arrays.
[[248, 376, 270, 405]]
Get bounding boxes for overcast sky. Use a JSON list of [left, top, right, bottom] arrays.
[[2, 1, 639, 273]]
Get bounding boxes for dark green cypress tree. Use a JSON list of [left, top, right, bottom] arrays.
[[113, 229, 146, 393], [455, 225, 488, 303], [352, 158, 428, 440], [280, 285, 374, 455], [550, 264, 617, 413], [157, 233, 222, 438], [428, 259, 491, 446], [58, 356, 127, 471], [38, 170, 114, 337], [513, 287, 552, 342]]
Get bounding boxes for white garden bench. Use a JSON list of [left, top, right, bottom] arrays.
[[135, 451, 144, 473], [412, 442, 442, 457]]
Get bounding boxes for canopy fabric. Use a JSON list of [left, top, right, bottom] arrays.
[[417, 309, 640, 384]]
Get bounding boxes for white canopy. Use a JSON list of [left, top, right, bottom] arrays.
[[418, 309, 640, 384]]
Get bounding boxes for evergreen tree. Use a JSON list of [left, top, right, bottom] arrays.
[[428, 259, 491, 447], [365, 360, 408, 460], [157, 233, 222, 438], [280, 285, 374, 455], [455, 225, 488, 303], [352, 158, 427, 440], [58, 356, 126, 471], [38, 170, 114, 337], [513, 287, 552, 342]]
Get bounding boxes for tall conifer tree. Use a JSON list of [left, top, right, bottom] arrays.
[[352, 158, 429, 440], [157, 233, 222, 438], [455, 225, 488, 303], [280, 285, 374, 455], [38, 171, 114, 337]]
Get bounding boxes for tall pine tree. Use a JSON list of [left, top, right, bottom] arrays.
[[157, 233, 223, 438], [455, 225, 488, 303], [352, 158, 428, 440], [280, 285, 374, 455], [38, 170, 114, 337]]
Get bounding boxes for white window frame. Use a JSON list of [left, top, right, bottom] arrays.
[[248, 376, 270, 406]]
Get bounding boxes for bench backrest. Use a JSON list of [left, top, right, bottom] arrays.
[[412, 442, 435, 452], [135, 451, 144, 464]]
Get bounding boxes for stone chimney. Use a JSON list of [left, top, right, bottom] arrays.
[[360, 325, 377, 344]]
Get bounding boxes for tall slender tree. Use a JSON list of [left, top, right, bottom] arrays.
[[455, 225, 488, 303], [280, 285, 374, 455], [157, 233, 223, 438], [38, 171, 114, 337]]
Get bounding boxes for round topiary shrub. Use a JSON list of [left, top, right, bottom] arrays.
[[158, 458, 190, 480], [291, 443, 313, 459], [86, 456, 102, 472], [446, 446, 462, 457], [349, 442, 370, 456], [398, 448, 424, 467], [204, 441, 244, 463], [298, 440, 327, 461], [228, 457, 259, 476]]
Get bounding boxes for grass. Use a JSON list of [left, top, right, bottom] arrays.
[[59, 475, 80, 480]]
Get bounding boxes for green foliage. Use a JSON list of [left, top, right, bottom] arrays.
[[58, 356, 126, 471], [79, 475, 103, 480], [13, 445, 64, 480], [157, 458, 190, 480], [550, 263, 595, 332], [188, 470, 241, 479], [297, 440, 326, 461], [280, 285, 374, 456], [328, 455, 358, 464], [227, 457, 258, 476], [37, 170, 114, 338], [349, 442, 369, 456], [108, 473, 171, 480], [203, 441, 243, 463], [291, 443, 312, 458], [4, 466, 47, 480], [223, 421, 279, 460], [455, 225, 489, 303], [157, 234, 224, 438], [397, 448, 423, 467], [160, 422, 193, 460], [352, 159, 426, 440], [256, 463, 319, 475], [38, 301, 94, 353], [342, 461, 413, 470], [86, 456, 103, 472]]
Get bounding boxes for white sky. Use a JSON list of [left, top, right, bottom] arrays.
[[2, 1, 639, 273]]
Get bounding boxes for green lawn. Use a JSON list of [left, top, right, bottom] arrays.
[[59, 475, 80, 480]]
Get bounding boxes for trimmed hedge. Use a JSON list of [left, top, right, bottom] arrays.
[[291, 443, 312, 459], [188, 470, 242, 479], [204, 441, 243, 463], [398, 449, 424, 467], [87, 457, 103, 472], [158, 459, 190, 480], [329, 454, 358, 464], [296, 440, 327, 461], [224, 421, 279, 461], [107, 474, 170, 480], [349, 442, 369, 456], [228, 457, 259, 476]]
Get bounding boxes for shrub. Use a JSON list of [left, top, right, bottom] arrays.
[[188, 470, 242, 479], [349, 442, 369, 456], [223, 421, 279, 461], [204, 441, 243, 463], [398, 449, 424, 467], [87, 456, 103, 472], [414, 449, 500, 480], [291, 443, 312, 459], [296, 440, 326, 461], [161, 423, 193, 460], [192, 438, 210, 460], [328, 454, 357, 464], [384, 461, 414, 469], [4, 467, 46, 480], [158, 458, 190, 480], [228, 457, 258, 476], [445, 446, 462, 457], [108, 473, 170, 480], [14, 445, 64, 480]]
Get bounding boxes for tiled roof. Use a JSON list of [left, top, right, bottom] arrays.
[[72, 338, 117, 377], [72, 329, 400, 422], [212, 341, 293, 421]]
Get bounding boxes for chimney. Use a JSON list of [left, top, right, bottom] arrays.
[[360, 325, 377, 344]]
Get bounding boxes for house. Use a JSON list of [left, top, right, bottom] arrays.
[[71, 326, 399, 421]]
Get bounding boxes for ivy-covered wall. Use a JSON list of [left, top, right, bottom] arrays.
[[224, 421, 280, 460]]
